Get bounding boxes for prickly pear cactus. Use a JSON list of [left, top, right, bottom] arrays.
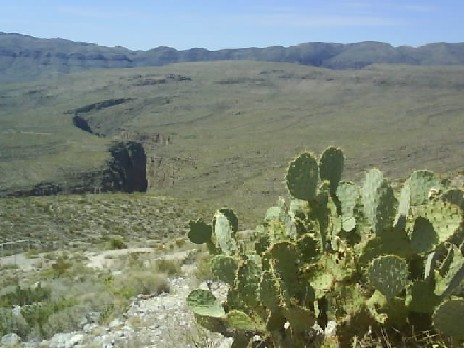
[[414, 200, 462, 244], [407, 170, 442, 206], [409, 216, 437, 254], [213, 211, 238, 255], [441, 188, 464, 210], [211, 255, 238, 285], [336, 181, 359, 232], [187, 289, 225, 318], [362, 170, 397, 234], [368, 255, 409, 299], [185, 148, 464, 347], [188, 218, 212, 244], [395, 170, 443, 227], [319, 146, 344, 195], [432, 299, 464, 339], [362, 168, 384, 225], [286, 152, 319, 201]]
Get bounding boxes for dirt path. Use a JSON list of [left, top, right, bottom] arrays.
[[84, 248, 192, 269], [0, 248, 194, 272], [0, 253, 43, 271]]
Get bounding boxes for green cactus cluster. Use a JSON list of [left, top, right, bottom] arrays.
[[186, 146, 464, 347]]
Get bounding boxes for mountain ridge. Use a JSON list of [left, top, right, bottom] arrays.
[[2, 32, 464, 81]]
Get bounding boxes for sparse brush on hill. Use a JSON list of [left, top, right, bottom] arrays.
[[0, 246, 180, 340], [0, 194, 209, 247], [186, 147, 464, 347], [1, 61, 464, 222]]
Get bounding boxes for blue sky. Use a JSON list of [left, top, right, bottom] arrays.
[[1, 1, 463, 50]]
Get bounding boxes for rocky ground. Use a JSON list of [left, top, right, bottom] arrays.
[[0, 249, 233, 348], [1, 276, 232, 348]]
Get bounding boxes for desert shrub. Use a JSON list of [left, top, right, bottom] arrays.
[[41, 304, 90, 338], [107, 237, 127, 250], [127, 252, 144, 268], [25, 249, 40, 259], [154, 259, 182, 276], [49, 257, 72, 277], [0, 284, 50, 307], [0, 274, 19, 289], [0, 307, 29, 338], [192, 252, 212, 281], [112, 271, 170, 298], [0, 264, 19, 271], [175, 237, 186, 249], [20, 299, 74, 338]]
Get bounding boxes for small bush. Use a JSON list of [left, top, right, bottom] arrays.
[[42, 304, 88, 338], [112, 271, 170, 298], [0, 307, 29, 338], [107, 237, 127, 250], [20, 298, 74, 338], [50, 257, 72, 277], [155, 259, 182, 276], [192, 252, 212, 281], [175, 238, 187, 249], [0, 263, 19, 271], [25, 249, 40, 259], [0, 284, 51, 307]]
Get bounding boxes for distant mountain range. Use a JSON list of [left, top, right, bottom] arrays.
[[2, 32, 464, 81]]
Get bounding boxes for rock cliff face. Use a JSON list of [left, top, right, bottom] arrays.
[[6, 141, 147, 197], [103, 141, 148, 193]]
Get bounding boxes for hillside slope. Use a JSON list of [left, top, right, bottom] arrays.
[[1, 61, 463, 221]]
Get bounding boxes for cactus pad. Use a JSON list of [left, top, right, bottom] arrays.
[[283, 305, 316, 333], [409, 217, 438, 254], [211, 255, 238, 285], [435, 245, 464, 298], [296, 233, 321, 263], [363, 170, 397, 234], [395, 181, 411, 229], [267, 241, 300, 295], [395, 170, 441, 227], [310, 269, 334, 299], [433, 299, 464, 339], [319, 146, 344, 194], [375, 181, 397, 234], [408, 170, 442, 206], [368, 255, 409, 299], [441, 188, 464, 210], [286, 152, 319, 200], [186, 289, 226, 318], [226, 310, 264, 332], [266, 309, 287, 332], [260, 270, 283, 310], [415, 200, 462, 244], [359, 230, 412, 266], [188, 219, 212, 244], [367, 290, 408, 326], [218, 207, 239, 232], [336, 181, 360, 232], [362, 168, 384, 224], [236, 257, 261, 307], [213, 212, 237, 255], [405, 279, 439, 313]]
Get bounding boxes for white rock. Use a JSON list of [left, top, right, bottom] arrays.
[[324, 321, 337, 337], [68, 334, 84, 347], [1, 333, 21, 347], [109, 319, 123, 329]]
